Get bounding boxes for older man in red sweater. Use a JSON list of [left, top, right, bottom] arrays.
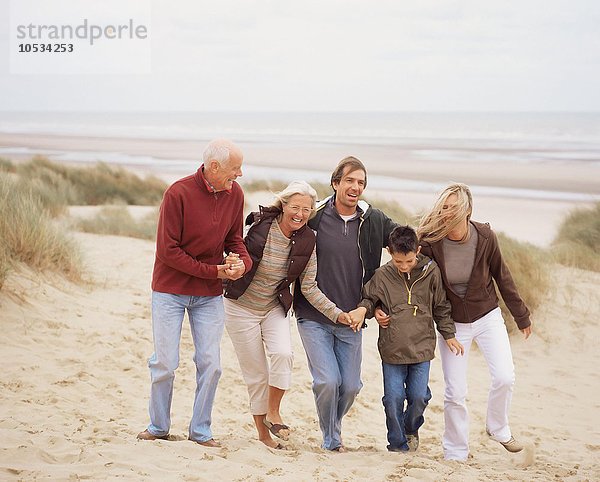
[[138, 139, 252, 447]]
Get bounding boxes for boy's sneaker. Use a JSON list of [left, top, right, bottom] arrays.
[[406, 432, 419, 452], [387, 445, 409, 453]]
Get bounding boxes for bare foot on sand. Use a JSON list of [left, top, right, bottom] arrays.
[[259, 437, 285, 450]]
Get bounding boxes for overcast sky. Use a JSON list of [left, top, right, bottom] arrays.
[[1, 0, 599, 112]]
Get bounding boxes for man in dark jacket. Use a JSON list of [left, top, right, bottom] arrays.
[[294, 156, 397, 451]]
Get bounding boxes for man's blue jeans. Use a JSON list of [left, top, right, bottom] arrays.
[[297, 319, 363, 450], [382, 361, 432, 451], [147, 291, 224, 442]]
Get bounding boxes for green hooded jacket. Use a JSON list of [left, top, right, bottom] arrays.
[[358, 254, 456, 364]]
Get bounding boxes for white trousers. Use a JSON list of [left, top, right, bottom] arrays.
[[438, 307, 515, 460], [224, 299, 293, 415]]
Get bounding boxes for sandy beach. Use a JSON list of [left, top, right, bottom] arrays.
[[1, 131, 600, 480], [1, 228, 599, 481]]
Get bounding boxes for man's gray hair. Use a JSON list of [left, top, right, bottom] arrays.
[[272, 181, 318, 215], [202, 139, 232, 166]]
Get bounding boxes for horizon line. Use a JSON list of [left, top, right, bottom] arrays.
[[1, 109, 600, 115]]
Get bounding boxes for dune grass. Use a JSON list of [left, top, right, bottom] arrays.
[[0, 157, 164, 289], [0, 243, 10, 290], [17, 166, 79, 216], [15, 157, 167, 207], [240, 179, 289, 194], [496, 233, 550, 333], [310, 182, 335, 201], [552, 202, 600, 272], [0, 173, 82, 289], [365, 197, 414, 225], [0, 157, 16, 173], [75, 206, 158, 240]]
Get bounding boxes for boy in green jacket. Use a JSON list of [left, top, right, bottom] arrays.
[[352, 225, 464, 452]]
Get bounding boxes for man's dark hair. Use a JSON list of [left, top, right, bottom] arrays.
[[330, 156, 368, 191], [388, 225, 418, 254]]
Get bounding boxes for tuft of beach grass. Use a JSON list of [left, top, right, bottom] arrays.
[[0, 172, 82, 287], [496, 233, 551, 333], [552, 202, 600, 272], [74, 205, 158, 240], [16, 156, 167, 206]]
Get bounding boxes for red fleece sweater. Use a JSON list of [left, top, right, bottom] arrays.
[[151, 168, 251, 296]]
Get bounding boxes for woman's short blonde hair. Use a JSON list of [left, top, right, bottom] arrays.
[[417, 183, 473, 243], [272, 180, 318, 218]]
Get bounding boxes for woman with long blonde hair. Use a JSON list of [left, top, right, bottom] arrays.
[[417, 183, 532, 461]]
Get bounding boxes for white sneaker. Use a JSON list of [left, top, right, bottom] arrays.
[[486, 428, 523, 453], [498, 436, 523, 453]]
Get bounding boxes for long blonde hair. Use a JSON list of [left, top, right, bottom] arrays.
[[417, 183, 473, 243]]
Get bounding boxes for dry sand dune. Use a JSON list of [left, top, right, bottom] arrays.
[[1, 231, 599, 481]]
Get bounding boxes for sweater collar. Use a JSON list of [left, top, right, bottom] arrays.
[[195, 164, 232, 195]]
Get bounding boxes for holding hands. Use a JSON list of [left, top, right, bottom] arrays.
[[348, 307, 367, 332], [336, 307, 367, 332], [336, 312, 352, 325], [218, 252, 246, 280]]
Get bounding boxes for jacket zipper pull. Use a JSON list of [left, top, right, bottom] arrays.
[[413, 305, 418, 317]]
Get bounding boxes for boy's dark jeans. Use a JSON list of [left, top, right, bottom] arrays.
[[382, 361, 432, 451]]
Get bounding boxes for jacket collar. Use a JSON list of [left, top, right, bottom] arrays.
[[384, 253, 434, 279], [316, 194, 370, 218], [470, 220, 492, 239], [194, 164, 232, 195], [245, 205, 281, 226]]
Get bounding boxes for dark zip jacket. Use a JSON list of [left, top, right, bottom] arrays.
[[294, 195, 398, 324], [420, 221, 531, 329]]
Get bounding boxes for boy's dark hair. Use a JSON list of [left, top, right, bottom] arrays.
[[330, 156, 368, 190], [388, 225, 418, 254]]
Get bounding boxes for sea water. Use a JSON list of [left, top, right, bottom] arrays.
[[1, 111, 599, 201]]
